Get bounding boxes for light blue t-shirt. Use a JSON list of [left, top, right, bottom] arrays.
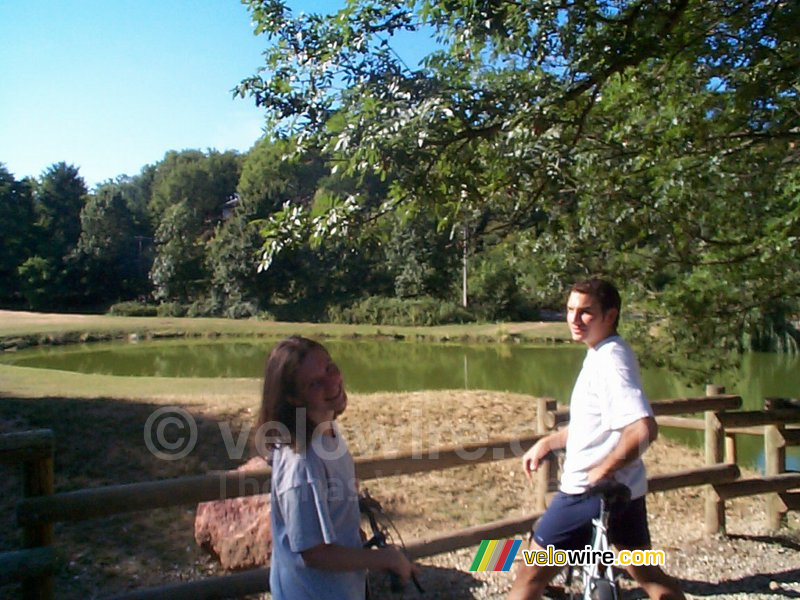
[[269, 428, 366, 600]]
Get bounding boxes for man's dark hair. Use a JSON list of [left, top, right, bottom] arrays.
[[571, 278, 621, 328]]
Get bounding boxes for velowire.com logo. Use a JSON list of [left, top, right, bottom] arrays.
[[469, 540, 522, 572]]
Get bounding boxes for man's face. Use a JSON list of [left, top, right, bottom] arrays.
[[566, 291, 618, 348]]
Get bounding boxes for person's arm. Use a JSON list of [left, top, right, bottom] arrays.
[[301, 543, 418, 583], [522, 425, 569, 479], [587, 416, 657, 486]]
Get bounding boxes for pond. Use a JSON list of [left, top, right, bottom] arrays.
[[3, 337, 798, 471]]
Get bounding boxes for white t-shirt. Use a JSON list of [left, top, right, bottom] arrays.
[[269, 427, 366, 600], [560, 335, 653, 499]]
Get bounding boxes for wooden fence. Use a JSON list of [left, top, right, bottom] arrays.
[[2, 390, 799, 600]]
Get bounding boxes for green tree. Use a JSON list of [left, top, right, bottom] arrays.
[[75, 186, 149, 305], [148, 150, 242, 303], [150, 200, 208, 303], [35, 162, 87, 260], [240, 0, 800, 375], [19, 163, 88, 309], [384, 209, 459, 299], [0, 165, 36, 307]]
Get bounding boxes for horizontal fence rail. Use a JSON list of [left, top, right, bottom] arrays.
[[18, 470, 272, 526], [18, 435, 545, 527], [546, 395, 743, 428], [0, 547, 54, 586], [715, 473, 800, 500]]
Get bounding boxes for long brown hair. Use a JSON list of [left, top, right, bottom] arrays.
[[257, 335, 325, 451]]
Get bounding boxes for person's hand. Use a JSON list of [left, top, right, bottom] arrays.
[[380, 545, 419, 584], [521, 438, 551, 480], [587, 465, 608, 487]]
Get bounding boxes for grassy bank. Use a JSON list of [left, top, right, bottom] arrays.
[[0, 310, 570, 347]]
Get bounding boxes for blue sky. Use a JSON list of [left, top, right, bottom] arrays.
[[0, 0, 348, 188]]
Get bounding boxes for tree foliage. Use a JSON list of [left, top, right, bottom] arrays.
[[148, 150, 242, 303], [0, 165, 36, 307], [239, 0, 800, 375], [17, 163, 89, 309], [75, 185, 150, 303]]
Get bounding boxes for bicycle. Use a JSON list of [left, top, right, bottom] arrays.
[[550, 480, 631, 600], [359, 489, 424, 597]]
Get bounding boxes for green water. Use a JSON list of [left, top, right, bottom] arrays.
[[3, 338, 798, 471]]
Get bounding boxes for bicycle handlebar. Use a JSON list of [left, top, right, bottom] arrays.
[[360, 490, 424, 595]]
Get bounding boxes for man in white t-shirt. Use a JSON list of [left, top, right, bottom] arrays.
[[508, 278, 685, 600]]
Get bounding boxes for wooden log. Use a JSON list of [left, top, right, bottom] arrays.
[[728, 425, 767, 436], [650, 394, 741, 416], [535, 398, 556, 512], [784, 428, 800, 446], [658, 419, 790, 437], [718, 409, 800, 429], [715, 473, 800, 500], [22, 456, 55, 545], [0, 429, 54, 464], [0, 547, 54, 585], [656, 416, 706, 431], [764, 424, 787, 530], [405, 510, 546, 559], [354, 434, 543, 481], [102, 568, 270, 600], [779, 491, 800, 511], [725, 433, 737, 465], [704, 409, 725, 534], [12, 430, 57, 600], [18, 469, 272, 526], [544, 408, 570, 429], [647, 464, 740, 493], [406, 466, 741, 562], [548, 395, 743, 428], [19, 433, 549, 526]]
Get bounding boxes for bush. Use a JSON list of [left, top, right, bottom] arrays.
[[156, 302, 187, 317], [223, 300, 260, 320], [108, 301, 158, 317], [329, 296, 474, 326], [186, 298, 219, 318]]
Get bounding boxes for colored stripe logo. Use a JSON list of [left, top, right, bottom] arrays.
[[469, 539, 522, 571]]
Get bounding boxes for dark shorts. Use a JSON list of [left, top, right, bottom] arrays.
[[532, 491, 651, 551]]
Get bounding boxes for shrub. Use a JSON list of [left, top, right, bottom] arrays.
[[329, 296, 474, 326], [223, 300, 260, 320], [156, 302, 187, 317], [108, 301, 158, 317]]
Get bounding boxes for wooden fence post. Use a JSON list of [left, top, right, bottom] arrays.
[[535, 397, 556, 512], [704, 384, 726, 535], [764, 423, 787, 530], [0, 430, 55, 600]]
